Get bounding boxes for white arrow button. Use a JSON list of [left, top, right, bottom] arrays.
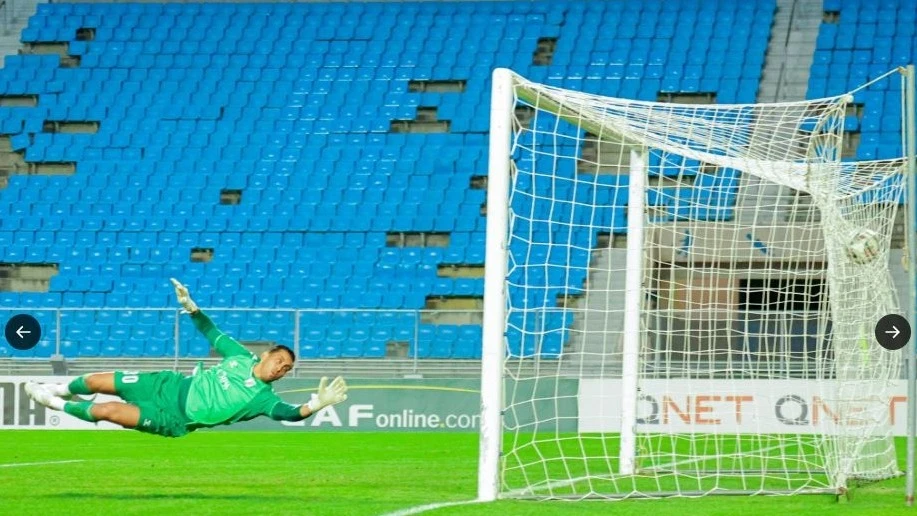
[[16, 326, 30, 339], [885, 326, 900, 339]]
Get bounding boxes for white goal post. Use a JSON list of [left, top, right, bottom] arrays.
[[479, 67, 913, 501]]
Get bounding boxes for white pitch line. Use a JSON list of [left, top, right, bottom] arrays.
[[379, 499, 483, 516], [0, 459, 86, 468]]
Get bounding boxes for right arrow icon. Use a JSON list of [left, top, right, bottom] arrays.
[[885, 326, 900, 339], [876, 315, 911, 351]]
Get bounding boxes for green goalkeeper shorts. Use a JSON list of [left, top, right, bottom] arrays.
[[114, 370, 192, 438]]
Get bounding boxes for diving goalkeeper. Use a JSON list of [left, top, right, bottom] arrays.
[[24, 278, 348, 437]]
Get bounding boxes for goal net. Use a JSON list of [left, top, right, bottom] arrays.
[[479, 68, 906, 500]]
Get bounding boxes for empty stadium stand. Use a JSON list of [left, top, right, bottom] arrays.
[[0, 0, 775, 359], [809, 0, 916, 161]]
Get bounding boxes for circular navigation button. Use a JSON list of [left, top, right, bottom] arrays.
[[875, 314, 911, 351], [5, 314, 41, 351]]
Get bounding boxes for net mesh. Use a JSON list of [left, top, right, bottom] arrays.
[[499, 71, 904, 499]]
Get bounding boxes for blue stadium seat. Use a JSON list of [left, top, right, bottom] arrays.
[[78, 341, 101, 357], [186, 340, 209, 357], [319, 342, 341, 358]]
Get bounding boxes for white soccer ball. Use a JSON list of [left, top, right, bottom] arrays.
[[844, 228, 881, 265]]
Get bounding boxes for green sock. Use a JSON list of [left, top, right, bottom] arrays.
[[63, 401, 97, 423], [67, 375, 92, 395]]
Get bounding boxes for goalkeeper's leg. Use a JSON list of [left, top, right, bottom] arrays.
[[23, 382, 138, 427], [83, 400, 189, 437], [26, 382, 188, 436], [43, 372, 118, 397], [67, 401, 140, 428]]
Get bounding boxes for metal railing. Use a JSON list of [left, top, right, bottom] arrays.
[[0, 307, 484, 372]]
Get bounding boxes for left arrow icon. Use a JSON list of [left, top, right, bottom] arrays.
[[4, 314, 41, 351]]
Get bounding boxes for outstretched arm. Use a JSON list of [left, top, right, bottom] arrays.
[[171, 278, 251, 358], [268, 376, 349, 422]]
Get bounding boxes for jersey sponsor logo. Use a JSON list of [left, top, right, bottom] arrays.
[[217, 369, 231, 391], [229, 360, 239, 368]]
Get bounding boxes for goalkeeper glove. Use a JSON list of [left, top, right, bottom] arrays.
[[170, 278, 199, 314], [307, 376, 348, 413]]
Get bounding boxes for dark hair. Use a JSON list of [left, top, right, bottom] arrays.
[[268, 344, 296, 363]]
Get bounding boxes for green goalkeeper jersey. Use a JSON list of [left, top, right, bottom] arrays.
[[181, 311, 303, 427]]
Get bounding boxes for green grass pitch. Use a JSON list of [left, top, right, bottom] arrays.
[[0, 431, 912, 515]]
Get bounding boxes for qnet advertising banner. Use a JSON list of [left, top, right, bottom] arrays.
[[579, 378, 910, 436]]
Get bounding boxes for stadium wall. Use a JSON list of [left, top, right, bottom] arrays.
[[3, 375, 913, 436]]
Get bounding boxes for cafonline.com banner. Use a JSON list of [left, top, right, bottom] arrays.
[[0, 376, 576, 432], [247, 378, 486, 432]]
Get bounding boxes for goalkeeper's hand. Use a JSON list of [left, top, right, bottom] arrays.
[[170, 278, 199, 314], [306, 376, 348, 413]]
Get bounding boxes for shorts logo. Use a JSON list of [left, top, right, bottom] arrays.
[[245, 378, 256, 388], [142, 419, 152, 427]]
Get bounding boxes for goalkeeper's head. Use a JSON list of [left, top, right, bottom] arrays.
[[254, 345, 296, 383]]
